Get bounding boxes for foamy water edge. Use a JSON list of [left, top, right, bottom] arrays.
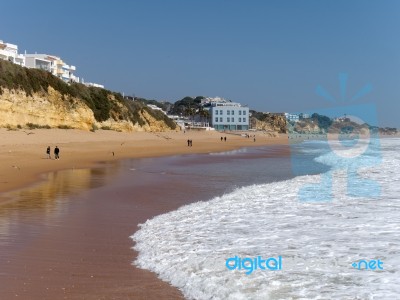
[[131, 138, 400, 300]]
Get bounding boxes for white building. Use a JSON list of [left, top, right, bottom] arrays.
[[209, 98, 249, 130], [299, 113, 310, 119], [82, 82, 105, 89], [80, 78, 104, 89], [1, 38, 107, 89], [0, 40, 25, 66], [24, 54, 79, 83], [285, 113, 300, 122]]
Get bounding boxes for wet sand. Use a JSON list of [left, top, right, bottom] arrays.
[[0, 129, 290, 299], [0, 163, 190, 299]]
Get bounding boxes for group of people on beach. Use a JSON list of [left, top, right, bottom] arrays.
[[220, 136, 227, 142], [46, 146, 60, 160], [187, 139, 193, 147], [244, 134, 256, 142]]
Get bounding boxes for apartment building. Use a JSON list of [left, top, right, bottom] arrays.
[[0, 40, 25, 66], [24, 54, 79, 83]]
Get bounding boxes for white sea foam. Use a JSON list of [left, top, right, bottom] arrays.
[[131, 138, 400, 300]]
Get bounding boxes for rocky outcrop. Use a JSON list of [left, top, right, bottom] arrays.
[[288, 118, 377, 135], [250, 115, 287, 133], [292, 120, 321, 133]]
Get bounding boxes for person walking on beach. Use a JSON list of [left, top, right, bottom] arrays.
[[54, 146, 60, 160], [224, 136, 227, 142], [221, 136, 223, 141], [46, 146, 51, 159], [187, 139, 190, 147]]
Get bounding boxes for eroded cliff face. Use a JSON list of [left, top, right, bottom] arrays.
[[0, 87, 176, 132], [250, 115, 287, 133], [135, 109, 178, 132], [293, 120, 321, 133], [0, 87, 93, 130]]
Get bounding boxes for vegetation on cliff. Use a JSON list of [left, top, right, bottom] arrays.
[[250, 111, 287, 133], [0, 60, 176, 130], [169, 96, 205, 116]]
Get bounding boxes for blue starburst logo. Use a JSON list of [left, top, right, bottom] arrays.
[[316, 73, 372, 103], [287, 73, 381, 202]]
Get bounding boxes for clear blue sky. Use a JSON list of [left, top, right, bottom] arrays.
[[1, 0, 399, 127]]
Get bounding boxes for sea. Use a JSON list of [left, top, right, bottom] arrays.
[[132, 137, 400, 300]]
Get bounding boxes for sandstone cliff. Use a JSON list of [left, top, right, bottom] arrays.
[[0, 60, 177, 132], [250, 114, 287, 133]]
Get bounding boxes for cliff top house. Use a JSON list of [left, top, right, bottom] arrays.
[[0, 40, 25, 66]]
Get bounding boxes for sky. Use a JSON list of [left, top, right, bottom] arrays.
[[1, 0, 399, 127]]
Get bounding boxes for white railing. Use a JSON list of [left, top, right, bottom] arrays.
[[62, 64, 76, 71]]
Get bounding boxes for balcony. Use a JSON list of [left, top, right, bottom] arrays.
[[62, 64, 76, 71]]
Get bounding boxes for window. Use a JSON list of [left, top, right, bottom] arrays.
[[220, 117, 223, 122], [239, 111, 242, 115], [231, 117, 234, 122], [215, 117, 218, 122], [220, 110, 223, 115], [227, 110, 230, 115], [239, 117, 241, 122], [231, 110, 234, 115], [227, 117, 230, 122], [215, 110, 218, 115], [243, 117, 246, 123], [243, 110, 246, 115]]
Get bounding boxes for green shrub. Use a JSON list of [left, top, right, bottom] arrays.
[[26, 122, 40, 129], [26, 123, 52, 129], [90, 124, 98, 132], [6, 124, 18, 131], [57, 125, 73, 129]]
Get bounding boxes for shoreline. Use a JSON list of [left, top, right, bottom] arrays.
[[0, 137, 292, 299], [1, 129, 394, 299], [1, 128, 396, 201], [0, 128, 288, 199]]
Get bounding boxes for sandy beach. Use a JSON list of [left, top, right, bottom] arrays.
[[0, 128, 289, 299], [0, 129, 288, 196]]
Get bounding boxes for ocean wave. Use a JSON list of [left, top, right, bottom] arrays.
[[131, 138, 400, 300]]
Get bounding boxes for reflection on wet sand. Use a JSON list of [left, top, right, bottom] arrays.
[[0, 162, 119, 237]]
